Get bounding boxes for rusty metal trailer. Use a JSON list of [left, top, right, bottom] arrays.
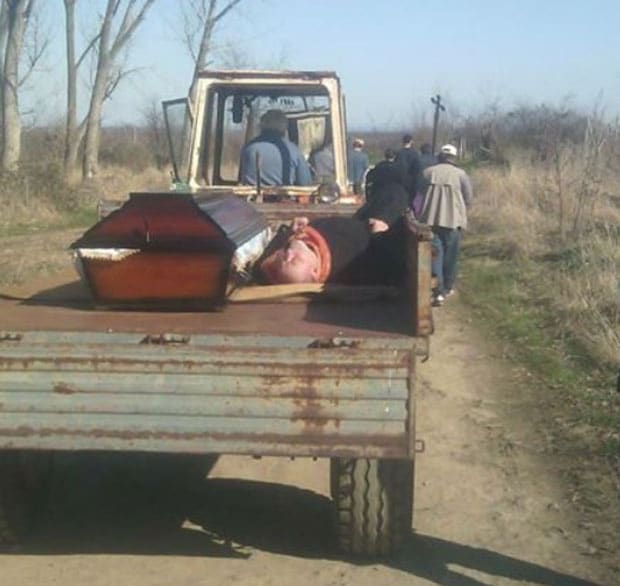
[[0, 217, 432, 557], [1, 66, 435, 556]]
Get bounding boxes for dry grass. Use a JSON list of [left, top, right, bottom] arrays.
[[0, 165, 170, 287], [470, 157, 552, 258], [0, 171, 63, 230], [0, 165, 170, 232], [88, 166, 170, 201], [0, 229, 83, 288], [470, 154, 620, 370]]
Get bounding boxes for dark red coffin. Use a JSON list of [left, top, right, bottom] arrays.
[[70, 192, 268, 309]]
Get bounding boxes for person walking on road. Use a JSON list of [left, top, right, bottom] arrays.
[[347, 138, 369, 195], [418, 142, 437, 171], [419, 144, 473, 306], [394, 133, 421, 196]]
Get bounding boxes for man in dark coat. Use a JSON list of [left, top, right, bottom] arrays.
[[394, 134, 421, 195], [256, 166, 410, 285]]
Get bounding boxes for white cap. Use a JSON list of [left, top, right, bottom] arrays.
[[440, 144, 458, 156]]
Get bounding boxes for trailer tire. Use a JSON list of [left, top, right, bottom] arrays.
[[0, 451, 53, 546], [330, 457, 413, 557]]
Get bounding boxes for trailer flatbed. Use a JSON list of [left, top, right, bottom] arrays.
[[0, 272, 415, 340]]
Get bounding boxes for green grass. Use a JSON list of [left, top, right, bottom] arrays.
[[459, 234, 619, 453]]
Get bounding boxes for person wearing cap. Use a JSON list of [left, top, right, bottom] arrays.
[[239, 109, 312, 186], [347, 137, 369, 195], [419, 144, 473, 306]]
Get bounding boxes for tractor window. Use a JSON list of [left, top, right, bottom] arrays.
[[163, 98, 193, 185], [202, 86, 331, 186]]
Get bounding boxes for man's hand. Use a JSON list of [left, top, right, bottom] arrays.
[[292, 216, 310, 232], [368, 218, 389, 234]]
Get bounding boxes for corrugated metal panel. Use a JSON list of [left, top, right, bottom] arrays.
[[0, 332, 415, 459]]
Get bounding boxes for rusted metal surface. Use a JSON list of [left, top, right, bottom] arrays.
[[0, 331, 415, 459], [0, 277, 416, 338], [405, 210, 434, 337], [197, 69, 339, 82]]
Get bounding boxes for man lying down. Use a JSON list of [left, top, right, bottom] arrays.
[[253, 163, 410, 286]]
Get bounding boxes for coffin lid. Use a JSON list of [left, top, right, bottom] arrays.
[[71, 192, 268, 252]]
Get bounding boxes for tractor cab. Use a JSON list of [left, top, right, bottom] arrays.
[[163, 70, 357, 207]]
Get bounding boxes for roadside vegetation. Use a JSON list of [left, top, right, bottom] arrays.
[[456, 114, 620, 521], [0, 125, 169, 236]]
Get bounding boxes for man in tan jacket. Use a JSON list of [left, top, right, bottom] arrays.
[[419, 144, 473, 306]]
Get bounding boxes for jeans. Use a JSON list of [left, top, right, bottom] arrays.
[[431, 227, 462, 295]]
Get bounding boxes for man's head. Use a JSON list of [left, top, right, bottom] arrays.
[[402, 133, 413, 146], [420, 142, 432, 155], [384, 148, 397, 162], [352, 137, 365, 149], [259, 238, 320, 284], [438, 143, 458, 162], [260, 109, 288, 135]]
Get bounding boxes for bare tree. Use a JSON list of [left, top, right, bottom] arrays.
[[63, 0, 101, 177], [0, 2, 9, 151], [181, 0, 243, 100], [1, 0, 35, 171], [81, 0, 156, 179]]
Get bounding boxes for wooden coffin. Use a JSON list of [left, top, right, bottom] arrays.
[[70, 192, 268, 309]]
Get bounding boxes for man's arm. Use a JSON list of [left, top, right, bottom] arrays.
[[295, 156, 313, 186], [408, 152, 422, 192], [290, 145, 312, 186], [460, 171, 473, 207]]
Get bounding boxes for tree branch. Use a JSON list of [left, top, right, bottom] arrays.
[[103, 65, 141, 101], [18, 7, 49, 87], [213, 0, 242, 24], [76, 31, 102, 69], [111, 0, 156, 57]]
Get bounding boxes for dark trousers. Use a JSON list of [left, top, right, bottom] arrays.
[[431, 227, 462, 295]]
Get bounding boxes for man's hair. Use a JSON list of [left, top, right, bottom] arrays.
[[353, 137, 365, 148], [420, 143, 432, 154], [384, 148, 397, 161], [260, 109, 288, 134], [402, 134, 413, 144]]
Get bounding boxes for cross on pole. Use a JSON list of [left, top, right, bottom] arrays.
[[431, 94, 446, 154]]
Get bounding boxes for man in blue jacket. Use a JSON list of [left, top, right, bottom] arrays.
[[347, 137, 369, 195], [239, 109, 312, 186]]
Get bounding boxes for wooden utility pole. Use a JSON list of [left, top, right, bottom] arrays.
[[430, 94, 445, 154]]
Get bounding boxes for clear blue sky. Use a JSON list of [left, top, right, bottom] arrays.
[[29, 0, 620, 129]]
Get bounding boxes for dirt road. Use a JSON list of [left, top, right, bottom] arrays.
[[1, 294, 616, 586]]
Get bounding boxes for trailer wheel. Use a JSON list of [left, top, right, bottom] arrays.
[[330, 457, 413, 556], [0, 451, 53, 546]]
